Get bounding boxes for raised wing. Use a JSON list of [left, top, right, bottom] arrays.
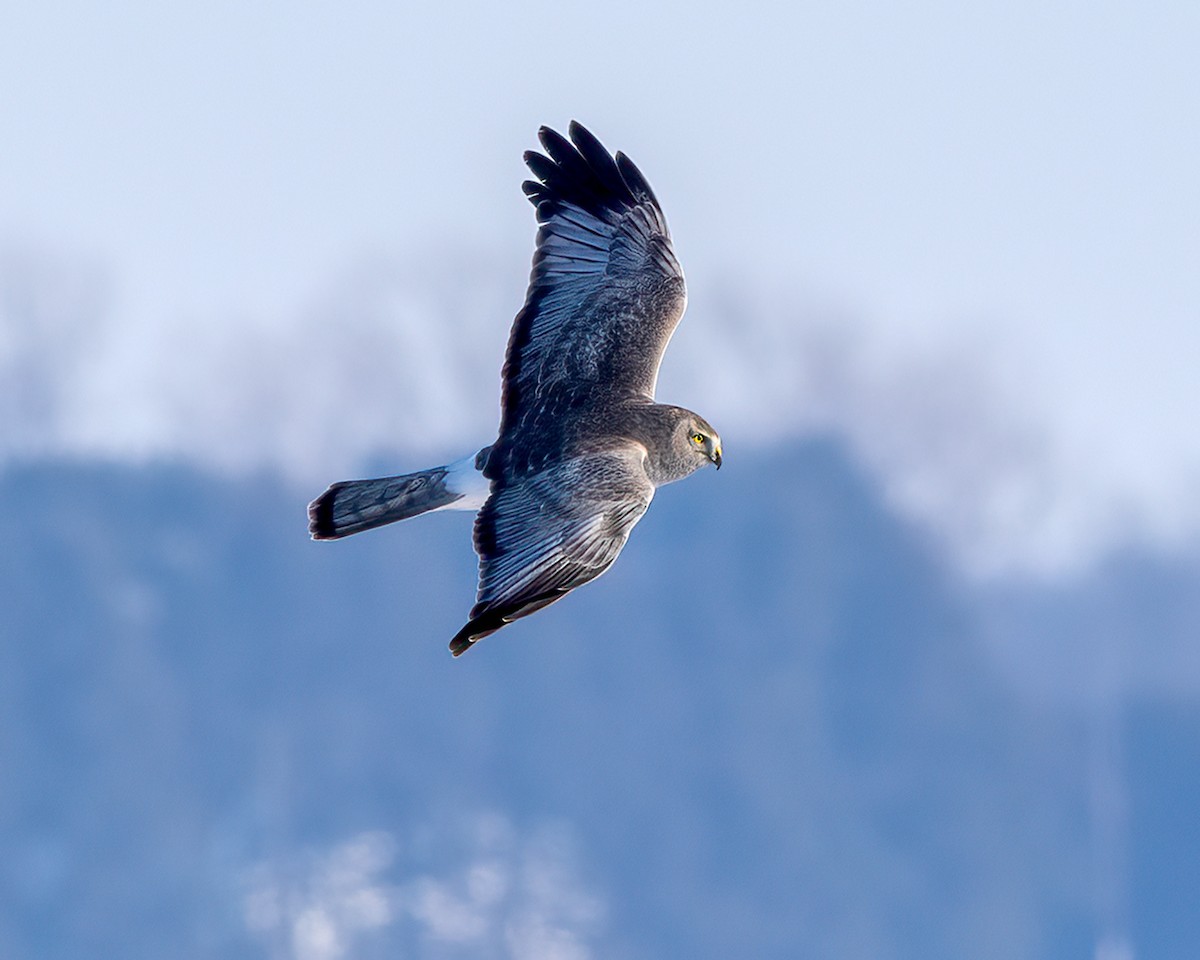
[[492, 122, 687, 476], [449, 447, 653, 656]]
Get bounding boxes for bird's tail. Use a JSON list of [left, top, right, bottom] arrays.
[[308, 455, 489, 540]]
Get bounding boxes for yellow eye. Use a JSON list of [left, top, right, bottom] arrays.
[[692, 433, 705, 445]]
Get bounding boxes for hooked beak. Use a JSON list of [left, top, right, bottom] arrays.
[[711, 445, 722, 470]]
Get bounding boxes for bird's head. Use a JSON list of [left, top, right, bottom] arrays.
[[683, 415, 722, 471]]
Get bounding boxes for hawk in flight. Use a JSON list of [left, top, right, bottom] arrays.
[[309, 122, 722, 655]]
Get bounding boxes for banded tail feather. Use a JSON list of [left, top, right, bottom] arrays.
[[308, 453, 490, 540]]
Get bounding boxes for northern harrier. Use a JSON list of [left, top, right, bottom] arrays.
[[309, 122, 722, 655]]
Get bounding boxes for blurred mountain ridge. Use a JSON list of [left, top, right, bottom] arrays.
[[6, 242, 1199, 579], [3, 440, 1197, 958]]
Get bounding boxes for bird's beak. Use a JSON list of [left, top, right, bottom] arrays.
[[711, 444, 722, 470]]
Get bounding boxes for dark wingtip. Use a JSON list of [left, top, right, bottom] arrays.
[[448, 619, 486, 657], [566, 119, 594, 147], [614, 150, 659, 207], [448, 608, 510, 657], [522, 121, 657, 220], [449, 613, 481, 656], [537, 125, 573, 160]]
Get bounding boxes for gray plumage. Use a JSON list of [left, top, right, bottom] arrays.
[[308, 122, 721, 656], [308, 468, 465, 540]]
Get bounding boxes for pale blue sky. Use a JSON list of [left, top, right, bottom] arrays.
[[3, 0, 1198, 573]]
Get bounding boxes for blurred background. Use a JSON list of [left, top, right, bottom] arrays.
[[3, 2, 1198, 958]]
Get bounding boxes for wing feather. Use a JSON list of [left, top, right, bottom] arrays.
[[490, 122, 687, 480], [523, 151, 559, 185], [449, 448, 653, 655]]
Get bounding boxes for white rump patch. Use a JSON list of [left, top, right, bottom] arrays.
[[444, 452, 491, 510]]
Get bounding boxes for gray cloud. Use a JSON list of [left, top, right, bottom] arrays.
[[4, 244, 1198, 580], [241, 815, 604, 960]]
